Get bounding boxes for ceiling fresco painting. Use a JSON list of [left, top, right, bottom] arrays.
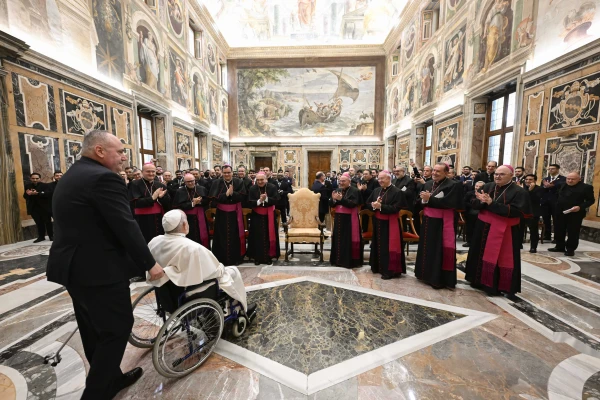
[[201, 0, 408, 47]]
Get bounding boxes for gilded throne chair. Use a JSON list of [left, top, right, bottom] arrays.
[[283, 188, 325, 262]]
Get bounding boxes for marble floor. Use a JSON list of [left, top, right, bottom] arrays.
[[0, 236, 599, 399]]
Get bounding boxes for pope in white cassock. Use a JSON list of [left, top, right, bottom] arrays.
[[147, 209, 249, 312]]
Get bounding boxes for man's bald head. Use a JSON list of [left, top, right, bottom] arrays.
[[183, 173, 196, 188], [494, 165, 513, 186], [566, 172, 581, 186], [81, 130, 126, 172], [142, 163, 156, 181]]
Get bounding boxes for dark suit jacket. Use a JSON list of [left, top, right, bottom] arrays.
[[23, 182, 52, 215], [312, 180, 332, 215], [541, 175, 566, 204], [46, 157, 156, 287], [557, 182, 595, 217], [526, 185, 543, 217]]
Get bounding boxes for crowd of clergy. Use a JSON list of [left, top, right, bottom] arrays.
[[25, 157, 595, 298]]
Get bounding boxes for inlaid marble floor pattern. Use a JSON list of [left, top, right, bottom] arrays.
[[0, 238, 599, 399]]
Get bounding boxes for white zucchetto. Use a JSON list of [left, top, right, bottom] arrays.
[[162, 210, 183, 232]]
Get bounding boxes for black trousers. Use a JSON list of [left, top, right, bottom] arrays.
[[541, 202, 556, 239], [67, 282, 134, 399], [554, 212, 584, 251], [276, 205, 287, 224], [31, 209, 53, 239], [465, 213, 478, 243], [520, 216, 540, 250]]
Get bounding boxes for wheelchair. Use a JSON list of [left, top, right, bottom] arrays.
[[129, 279, 255, 378]]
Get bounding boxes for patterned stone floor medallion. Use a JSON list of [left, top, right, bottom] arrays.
[[0, 246, 51, 262], [216, 276, 496, 395], [521, 253, 562, 264]]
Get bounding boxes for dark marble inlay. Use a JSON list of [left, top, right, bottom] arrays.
[[573, 262, 600, 284], [229, 281, 465, 375], [522, 275, 600, 314], [273, 253, 332, 267], [0, 245, 50, 261], [11, 72, 57, 132], [4, 351, 57, 399], [0, 254, 49, 286], [583, 371, 600, 400], [510, 299, 600, 351]]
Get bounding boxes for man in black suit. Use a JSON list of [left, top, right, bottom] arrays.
[[475, 161, 497, 184], [521, 174, 543, 253], [392, 166, 416, 212], [549, 172, 595, 256], [541, 163, 566, 241], [312, 171, 332, 223], [513, 166, 526, 184], [275, 171, 293, 223], [23, 172, 53, 242], [47, 130, 164, 399]]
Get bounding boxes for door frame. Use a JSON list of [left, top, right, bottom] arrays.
[[250, 151, 277, 172], [304, 148, 335, 187]]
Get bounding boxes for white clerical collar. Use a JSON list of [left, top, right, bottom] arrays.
[[166, 233, 186, 237]]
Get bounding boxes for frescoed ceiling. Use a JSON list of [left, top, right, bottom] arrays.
[[200, 0, 408, 47]]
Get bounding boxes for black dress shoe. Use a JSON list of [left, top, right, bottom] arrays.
[[33, 238, 45, 243], [564, 251, 575, 256], [529, 249, 537, 253], [551, 240, 556, 244], [462, 243, 470, 248], [113, 367, 143, 396], [548, 247, 565, 252]]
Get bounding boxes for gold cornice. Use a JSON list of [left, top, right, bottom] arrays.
[[227, 44, 386, 59], [188, 1, 230, 55], [382, 0, 422, 55]]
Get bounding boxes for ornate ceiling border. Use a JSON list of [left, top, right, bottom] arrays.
[[227, 44, 386, 59]]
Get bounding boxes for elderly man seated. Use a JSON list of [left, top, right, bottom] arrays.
[[148, 210, 256, 317]]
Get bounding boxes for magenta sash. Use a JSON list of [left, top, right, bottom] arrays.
[[134, 201, 163, 215], [374, 211, 402, 272], [217, 203, 245, 255], [423, 207, 455, 272], [184, 207, 209, 248], [335, 205, 360, 259], [253, 205, 277, 257], [477, 210, 520, 291]]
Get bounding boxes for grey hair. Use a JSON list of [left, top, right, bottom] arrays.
[[166, 210, 187, 234], [82, 130, 114, 155], [475, 181, 485, 186]]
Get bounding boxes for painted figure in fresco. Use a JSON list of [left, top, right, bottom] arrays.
[[562, 2, 596, 44], [209, 88, 218, 125], [444, 30, 464, 88], [206, 43, 217, 75], [137, 27, 160, 90], [193, 74, 207, 121], [298, 0, 316, 26], [421, 56, 435, 105], [481, 0, 512, 73], [402, 76, 414, 116], [221, 99, 228, 131], [173, 57, 188, 105], [167, 0, 184, 35]]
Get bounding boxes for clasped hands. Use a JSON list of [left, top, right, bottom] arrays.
[[371, 196, 383, 210], [259, 193, 267, 202], [226, 184, 233, 196], [26, 189, 38, 195], [475, 190, 493, 204], [419, 190, 431, 202], [192, 196, 202, 205], [152, 187, 167, 201], [332, 191, 343, 201]]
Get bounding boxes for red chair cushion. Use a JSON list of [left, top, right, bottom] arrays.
[[362, 232, 372, 240], [209, 230, 214, 236]]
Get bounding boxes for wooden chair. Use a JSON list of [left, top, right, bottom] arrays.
[[283, 188, 325, 262], [399, 210, 419, 256], [456, 210, 466, 242], [359, 209, 374, 258]]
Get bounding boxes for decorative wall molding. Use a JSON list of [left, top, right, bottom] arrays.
[[227, 44, 386, 59]]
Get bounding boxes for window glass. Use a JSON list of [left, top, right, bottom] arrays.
[[487, 135, 500, 163], [425, 125, 432, 147], [188, 25, 195, 55], [141, 117, 153, 151], [503, 132, 513, 165], [490, 97, 504, 131], [506, 92, 516, 127], [425, 150, 431, 166]]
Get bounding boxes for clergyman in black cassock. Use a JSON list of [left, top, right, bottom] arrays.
[[247, 174, 280, 264], [329, 173, 363, 268], [415, 163, 464, 289], [550, 172, 595, 255], [465, 165, 533, 296], [172, 173, 210, 249], [129, 164, 170, 243], [366, 171, 406, 279], [23, 173, 53, 242], [208, 166, 247, 265]]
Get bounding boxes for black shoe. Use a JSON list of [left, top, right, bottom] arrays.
[[381, 273, 400, 280], [529, 249, 537, 253], [33, 238, 45, 243], [462, 243, 470, 248], [564, 251, 575, 256], [113, 367, 143, 396], [543, 237, 552, 241], [548, 247, 565, 252], [551, 240, 556, 244]]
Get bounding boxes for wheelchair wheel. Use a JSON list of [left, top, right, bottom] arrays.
[[152, 298, 224, 378], [129, 286, 165, 348], [231, 316, 248, 338]]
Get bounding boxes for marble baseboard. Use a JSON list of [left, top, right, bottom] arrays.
[[580, 225, 600, 244]]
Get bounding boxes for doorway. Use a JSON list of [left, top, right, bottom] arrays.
[[308, 151, 331, 185], [254, 156, 273, 172]]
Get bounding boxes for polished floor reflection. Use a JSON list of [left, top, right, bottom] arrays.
[[0, 238, 599, 399]]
